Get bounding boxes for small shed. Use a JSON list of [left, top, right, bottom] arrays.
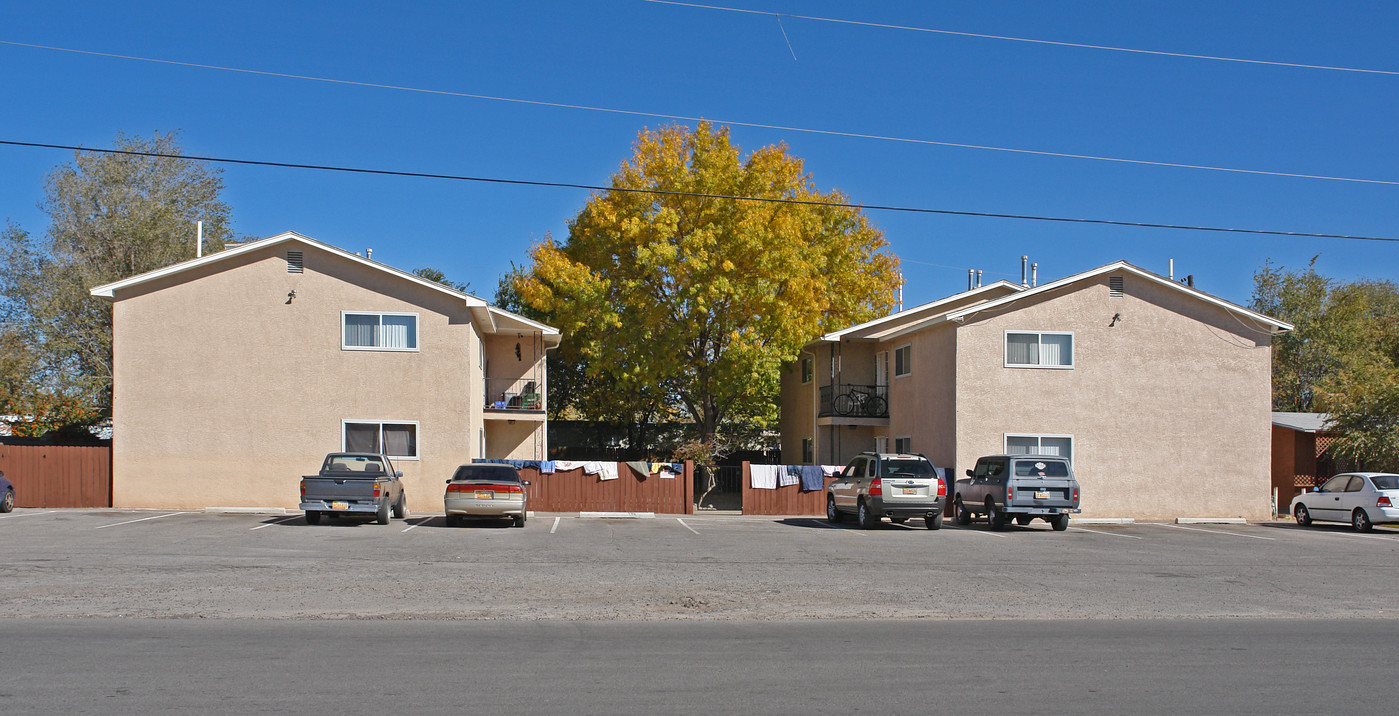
[[1271, 412, 1335, 506]]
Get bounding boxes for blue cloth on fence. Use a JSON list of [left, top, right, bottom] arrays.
[[799, 465, 825, 491], [540, 461, 556, 474]]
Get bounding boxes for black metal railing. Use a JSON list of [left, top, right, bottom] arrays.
[[484, 377, 544, 411], [818, 384, 888, 418]]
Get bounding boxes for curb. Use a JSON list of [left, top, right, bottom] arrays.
[[204, 507, 289, 515], [1075, 518, 1135, 525], [580, 511, 656, 519], [1175, 517, 1247, 525]]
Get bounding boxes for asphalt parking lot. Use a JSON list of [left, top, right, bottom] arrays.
[[3, 507, 1398, 621]]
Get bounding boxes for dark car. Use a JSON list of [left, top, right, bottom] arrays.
[[0, 471, 13, 512]]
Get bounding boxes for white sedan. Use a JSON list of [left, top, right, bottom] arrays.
[[1291, 473, 1399, 532]]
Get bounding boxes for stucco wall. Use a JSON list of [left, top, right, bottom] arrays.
[[885, 323, 957, 469], [779, 355, 816, 464], [109, 243, 543, 510], [951, 275, 1274, 520]]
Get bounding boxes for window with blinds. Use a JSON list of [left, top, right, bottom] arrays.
[[343, 420, 418, 459], [1005, 434, 1072, 461], [342, 312, 418, 351], [1005, 331, 1073, 368]]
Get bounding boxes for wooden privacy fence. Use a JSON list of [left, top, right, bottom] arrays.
[[0, 444, 112, 508], [519, 461, 694, 514], [740, 462, 836, 516]]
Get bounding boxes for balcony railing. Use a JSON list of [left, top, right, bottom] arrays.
[[485, 377, 544, 412], [818, 384, 888, 418]]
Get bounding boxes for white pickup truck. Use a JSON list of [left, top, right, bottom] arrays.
[[954, 454, 1080, 531]]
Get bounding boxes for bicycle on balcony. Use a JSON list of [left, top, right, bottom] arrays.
[[833, 388, 886, 417]]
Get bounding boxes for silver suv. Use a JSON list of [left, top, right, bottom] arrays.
[[826, 452, 947, 530]]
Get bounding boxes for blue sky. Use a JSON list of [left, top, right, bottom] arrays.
[[2, 0, 1396, 309]]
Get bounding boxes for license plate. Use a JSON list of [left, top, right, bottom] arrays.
[[901, 487, 918, 495], [1034, 491, 1050, 500], [331, 501, 349, 510], [475, 491, 494, 499]]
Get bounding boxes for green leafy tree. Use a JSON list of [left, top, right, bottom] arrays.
[[0, 131, 234, 418], [411, 267, 471, 293], [514, 122, 899, 444]]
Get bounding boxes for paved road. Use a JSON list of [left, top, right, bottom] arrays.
[[3, 508, 1398, 620], [1, 617, 1391, 714]]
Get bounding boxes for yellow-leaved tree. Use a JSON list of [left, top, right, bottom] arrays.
[[514, 122, 900, 450]]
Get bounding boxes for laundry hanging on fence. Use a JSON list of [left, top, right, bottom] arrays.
[[780, 466, 800, 487], [597, 462, 619, 480], [554, 461, 586, 472], [821, 465, 843, 477], [799, 465, 825, 492], [749, 464, 782, 489], [625, 461, 651, 478], [540, 461, 556, 474]]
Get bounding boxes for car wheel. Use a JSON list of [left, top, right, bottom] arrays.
[[987, 500, 1006, 531], [827, 494, 844, 524], [0, 488, 13, 513], [1294, 504, 1312, 526], [305, 511, 321, 525], [375, 499, 391, 525], [1015, 515, 1032, 526], [857, 500, 880, 529], [512, 514, 526, 528], [1352, 508, 1374, 532], [925, 510, 943, 530], [1050, 513, 1069, 531], [955, 499, 972, 526], [445, 514, 460, 527], [393, 492, 407, 519]]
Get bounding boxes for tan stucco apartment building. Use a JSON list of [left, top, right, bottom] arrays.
[[91, 232, 559, 511], [780, 261, 1292, 520]]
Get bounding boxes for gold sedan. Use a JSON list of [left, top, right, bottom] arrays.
[[444, 464, 530, 527]]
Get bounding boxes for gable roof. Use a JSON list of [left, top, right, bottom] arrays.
[[89, 230, 560, 343], [942, 260, 1293, 333], [812, 280, 1024, 345], [1272, 412, 1332, 433]]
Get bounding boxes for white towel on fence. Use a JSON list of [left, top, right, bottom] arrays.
[[750, 464, 780, 489], [555, 461, 586, 472], [821, 465, 843, 477], [597, 462, 619, 481]]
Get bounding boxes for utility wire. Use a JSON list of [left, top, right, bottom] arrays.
[[1, 39, 1395, 187], [3, 139, 1395, 243], [642, 0, 1399, 77]]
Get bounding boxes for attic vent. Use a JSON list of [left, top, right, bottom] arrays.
[[1109, 276, 1123, 298], [287, 250, 304, 274]]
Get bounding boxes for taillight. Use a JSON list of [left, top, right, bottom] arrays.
[[373, 483, 382, 498], [1072, 487, 1079, 502], [869, 478, 882, 496], [1006, 485, 1014, 501], [299, 481, 305, 497], [936, 479, 946, 497], [447, 484, 523, 494], [1379, 496, 1393, 508]]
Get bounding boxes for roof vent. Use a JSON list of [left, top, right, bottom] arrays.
[[287, 250, 304, 274], [1109, 276, 1123, 297]]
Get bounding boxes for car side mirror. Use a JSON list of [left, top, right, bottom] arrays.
[[446, 479, 452, 484], [965, 469, 974, 477], [523, 480, 532, 486], [395, 471, 403, 478]]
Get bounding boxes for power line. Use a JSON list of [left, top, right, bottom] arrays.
[[642, 0, 1399, 77], [2, 39, 1396, 187], [3, 139, 1395, 243]]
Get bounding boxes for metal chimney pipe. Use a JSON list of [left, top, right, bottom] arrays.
[[968, 269, 975, 291], [1169, 259, 1175, 280], [1021, 255, 1029, 286], [976, 270, 983, 288], [366, 248, 373, 260], [897, 272, 904, 312], [1031, 262, 1038, 287]]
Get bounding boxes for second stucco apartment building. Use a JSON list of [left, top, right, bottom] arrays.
[[91, 231, 559, 511], [780, 261, 1292, 520]]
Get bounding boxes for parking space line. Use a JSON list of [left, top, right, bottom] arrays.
[[95, 512, 190, 529], [0, 510, 58, 520], [251, 515, 303, 530], [401, 516, 434, 532], [550, 516, 560, 534], [1153, 523, 1275, 541], [953, 526, 1005, 538], [676, 518, 699, 535], [1287, 527, 1399, 543], [1071, 526, 1143, 540]]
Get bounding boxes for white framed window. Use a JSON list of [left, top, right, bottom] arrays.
[[894, 345, 912, 377], [342, 311, 419, 351], [875, 435, 889, 454], [800, 356, 813, 384], [343, 420, 419, 459], [1004, 434, 1072, 462], [801, 437, 814, 464], [894, 436, 912, 454], [1005, 331, 1073, 368]]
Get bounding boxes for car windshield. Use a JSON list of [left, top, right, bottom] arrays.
[[880, 459, 934, 477], [321, 454, 385, 474], [1014, 460, 1070, 477], [1370, 475, 1399, 490], [451, 465, 521, 483]]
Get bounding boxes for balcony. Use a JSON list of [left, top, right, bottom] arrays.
[[818, 384, 889, 419], [484, 377, 544, 420]]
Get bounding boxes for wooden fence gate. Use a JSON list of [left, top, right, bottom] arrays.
[[0, 445, 112, 508]]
